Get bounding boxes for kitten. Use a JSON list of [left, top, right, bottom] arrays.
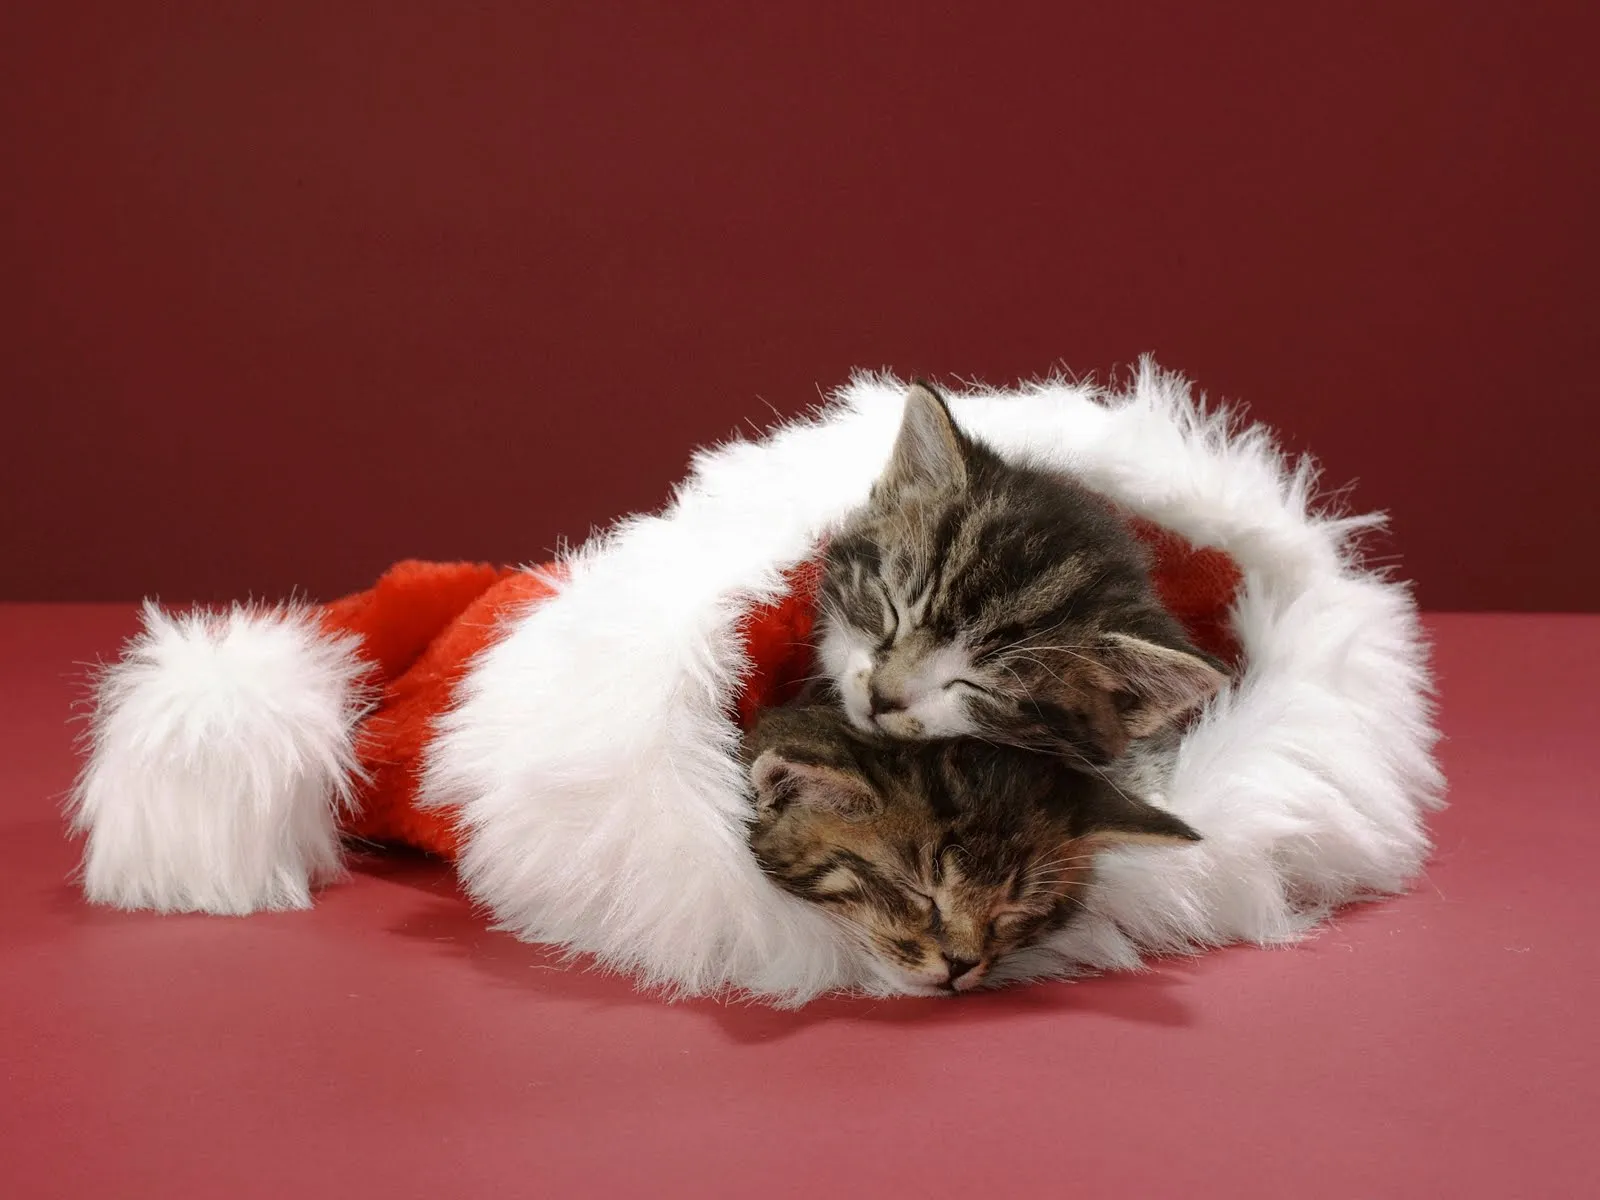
[[818, 380, 1226, 764], [744, 704, 1201, 996]]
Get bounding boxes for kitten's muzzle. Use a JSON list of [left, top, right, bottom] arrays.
[[941, 955, 984, 992], [867, 683, 906, 717]]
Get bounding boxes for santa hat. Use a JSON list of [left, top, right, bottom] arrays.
[[69, 361, 1442, 1003]]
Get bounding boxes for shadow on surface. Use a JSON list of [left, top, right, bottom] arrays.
[[367, 849, 1204, 1038]]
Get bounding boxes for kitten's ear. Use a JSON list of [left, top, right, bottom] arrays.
[[879, 380, 970, 496], [1098, 630, 1228, 736], [1077, 786, 1202, 851], [750, 751, 882, 822]]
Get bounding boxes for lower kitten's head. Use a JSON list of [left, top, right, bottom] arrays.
[[744, 705, 1201, 996], [818, 380, 1227, 763]]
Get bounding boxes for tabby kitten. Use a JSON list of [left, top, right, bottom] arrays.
[[745, 704, 1201, 995], [818, 380, 1225, 764]]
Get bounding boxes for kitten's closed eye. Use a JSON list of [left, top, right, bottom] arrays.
[[943, 679, 991, 695]]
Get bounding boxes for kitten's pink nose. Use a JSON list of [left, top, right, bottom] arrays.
[[942, 956, 980, 989], [867, 684, 905, 717]]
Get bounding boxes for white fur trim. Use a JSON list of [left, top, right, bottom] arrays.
[[422, 359, 1443, 1002], [70, 603, 369, 914]]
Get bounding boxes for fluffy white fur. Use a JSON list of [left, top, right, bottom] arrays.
[[72, 360, 1443, 1003], [70, 603, 369, 914], [421, 359, 1443, 1002]]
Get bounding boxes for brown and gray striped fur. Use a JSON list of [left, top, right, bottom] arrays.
[[744, 705, 1200, 995], [817, 380, 1226, 765]]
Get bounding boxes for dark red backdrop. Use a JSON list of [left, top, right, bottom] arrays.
[[3, 3, 1595, 609]]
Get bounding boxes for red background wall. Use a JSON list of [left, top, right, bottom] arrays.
[[3, 2, 1596, 610]]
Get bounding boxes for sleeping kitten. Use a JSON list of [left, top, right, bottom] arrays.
[[744, 704, 1200, 996], [818, 380, 1226, 764]]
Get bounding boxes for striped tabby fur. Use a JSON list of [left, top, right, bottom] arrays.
[[744, 704, 1199, 995], [816, 380, 1225, 764]]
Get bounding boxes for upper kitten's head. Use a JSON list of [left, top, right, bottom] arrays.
[[818, 380, 1226, 763], [745, 704, 1201, 995]]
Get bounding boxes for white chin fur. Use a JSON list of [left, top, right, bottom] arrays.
[[864, 959, 948, 997], [818, 624, 874, 724], [875, 694, 974, 739], [69, 602, 370, 914]]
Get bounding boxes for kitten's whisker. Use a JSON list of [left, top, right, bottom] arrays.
[[1025, 867, 1093, 883], [1079, 760, 1139, 809], [784, 672, 835, 688], [1028, 853, 1098, 868], [1027, 857, 1096, 872], [994, 659, 1026, 683], [1003, 650, 1073, 688]]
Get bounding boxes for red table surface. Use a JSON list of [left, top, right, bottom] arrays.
[[3, 607, 1596, 1198]]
